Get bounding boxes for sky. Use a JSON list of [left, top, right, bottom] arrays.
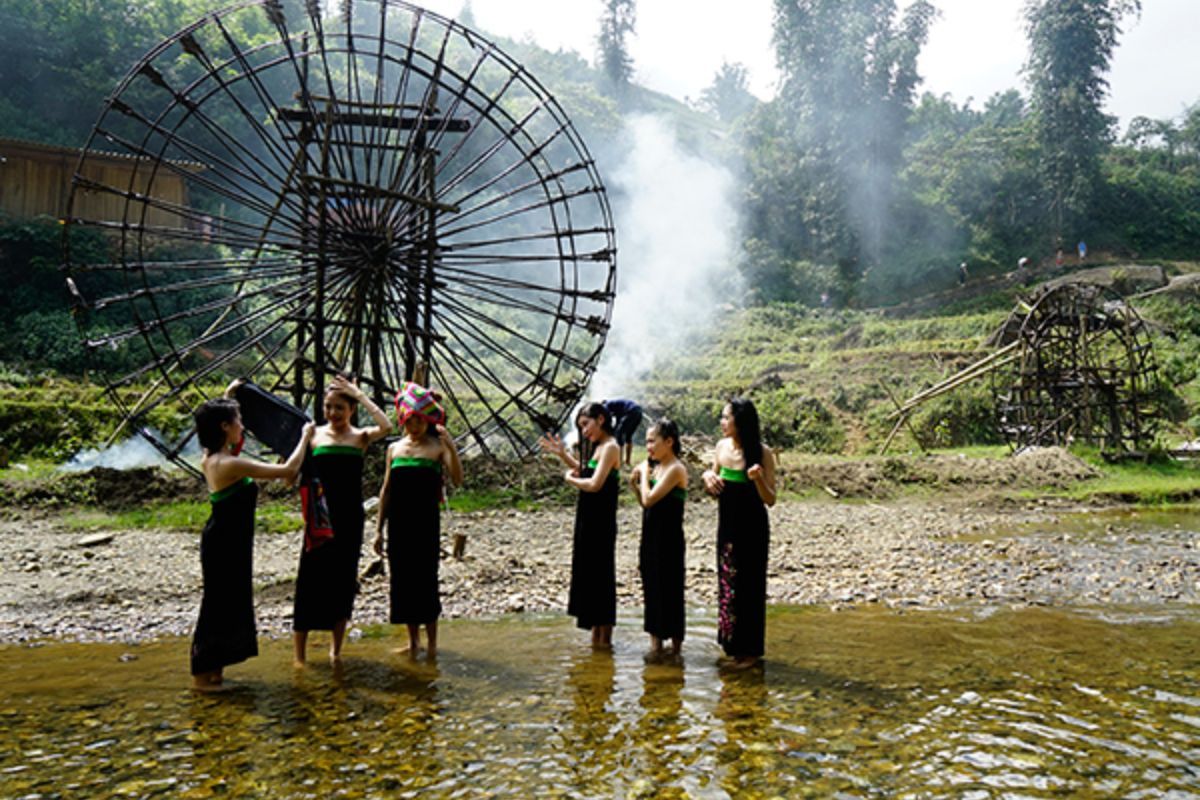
[[413, 0, 1200, 130]]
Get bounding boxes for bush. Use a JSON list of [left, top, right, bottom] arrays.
[[751, 385, 845, 454], [910, 385, 1003, 448]]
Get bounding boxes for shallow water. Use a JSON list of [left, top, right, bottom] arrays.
[[958, 503, 1200, 542], [2, 606, 1199, 798]]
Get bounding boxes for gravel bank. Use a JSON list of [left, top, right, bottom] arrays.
[[2, 495, 1197, 644]]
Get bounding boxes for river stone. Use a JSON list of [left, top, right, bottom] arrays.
[[77, 533, 115, 547]]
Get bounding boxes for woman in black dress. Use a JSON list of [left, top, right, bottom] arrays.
[[292, 376, 392, 667], [192, 385, 313, 691], [630, 418, 688, 660], [701, 398, 776, 669], [373, 382, 462, 659], [540, 402, 621, 649]]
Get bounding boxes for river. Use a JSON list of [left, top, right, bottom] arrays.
[[2, 603, 1198, 798]]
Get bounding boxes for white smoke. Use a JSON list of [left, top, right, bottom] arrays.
[[59, 430, 199, 472], [588, 115, 740, 403]]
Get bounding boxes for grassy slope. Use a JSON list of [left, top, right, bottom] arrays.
[[634, 260, 1200, 458], [5, 259, 1200, 519]]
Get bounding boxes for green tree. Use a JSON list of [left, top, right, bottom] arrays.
[[698, 61, 757, 124], [901, 90, 1043, 271], [1023, 0, 1141, 244], [596, 0, 636, 93], [752, 0, 936, 280]]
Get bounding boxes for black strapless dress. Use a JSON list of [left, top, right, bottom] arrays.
[[191, 478, 259, 675]]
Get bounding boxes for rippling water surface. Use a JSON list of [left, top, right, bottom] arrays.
[[2, 606, 1198, 798]]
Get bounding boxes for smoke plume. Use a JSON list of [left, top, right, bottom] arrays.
[[60, 430, 198, 472], [588, 115, 740, 404]]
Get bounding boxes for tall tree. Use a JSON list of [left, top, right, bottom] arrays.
[[698, 61, 758, 124], [1023, 0, 1140, 243], [596, 0, 636, 93], [752, 0, 935, 276]]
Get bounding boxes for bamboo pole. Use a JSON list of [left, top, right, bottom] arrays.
[[887, 341, 1020, 419]]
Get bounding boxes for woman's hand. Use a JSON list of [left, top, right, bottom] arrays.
[[538, 433, 565, 458], [223, 377, 245, 399], [372, 531, 384, 557], [435, 424, 455, 447], [301, 421, 316, 443], [330, 374, 364, 401], [702, 468, 724, 496], [747, 464, 763, 482]]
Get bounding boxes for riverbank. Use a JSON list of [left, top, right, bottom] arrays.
[[3, 488, 1197, 644]]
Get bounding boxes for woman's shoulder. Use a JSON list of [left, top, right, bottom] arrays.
[[201, 451, 237, 489]]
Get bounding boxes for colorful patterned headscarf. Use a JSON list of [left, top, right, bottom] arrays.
[[395, 381, 446, 426]]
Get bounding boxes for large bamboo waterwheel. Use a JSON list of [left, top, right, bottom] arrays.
[[991, 283, 1161, 452], [63, 0, 617, 472]]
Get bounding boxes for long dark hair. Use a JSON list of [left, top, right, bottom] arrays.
[[576, 401, 614, 434], [728, 397, 763, 470], [194, 398, 239, 453], [575, 401, 612, 467], [649, 418, 681, 464]]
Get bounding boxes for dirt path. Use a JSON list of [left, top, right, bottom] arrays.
[[2, 494, 1197, 644]]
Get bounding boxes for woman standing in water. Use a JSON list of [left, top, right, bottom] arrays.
[[373, 382, 462, 659], [702, 398, 776, 669], [192, 385, 313, 691], [292, 376, 392, 667], [540, 402, 621, 648], [630, 418, 688, 661]]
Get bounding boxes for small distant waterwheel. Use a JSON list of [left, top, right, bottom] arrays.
[[991, 282, 1161, 453], [63, 0, 617, 471]]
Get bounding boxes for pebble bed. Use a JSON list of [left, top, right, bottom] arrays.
[[2, 496, 1197, 644]]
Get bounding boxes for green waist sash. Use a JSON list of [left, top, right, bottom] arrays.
[[649, 478, 688, 501], [718, 466, 749, 483], [586, 458, 618, 480], [391, 456, 441, 472], [210, 476, 253, 503]]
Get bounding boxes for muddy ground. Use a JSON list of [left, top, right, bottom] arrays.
[[1, 447, 1197, 644]]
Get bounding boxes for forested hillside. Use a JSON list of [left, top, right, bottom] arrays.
[[1, 0, 1198, 388]]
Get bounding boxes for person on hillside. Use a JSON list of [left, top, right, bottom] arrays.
[[702, 397, 776, 670], [603, 398, 643, 467], [1078, 240, 1087, 262], [629, 418, 688, 661], [292, 375, 392, 668], [191, 383, 314, 691], [540, 402, 621, 648], [373, 382, 462, 660], [957, 262, 969, 286]]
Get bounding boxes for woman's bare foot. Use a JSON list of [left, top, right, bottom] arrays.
[[727, 656, 761, 671], [192, 672, 225, 692]]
